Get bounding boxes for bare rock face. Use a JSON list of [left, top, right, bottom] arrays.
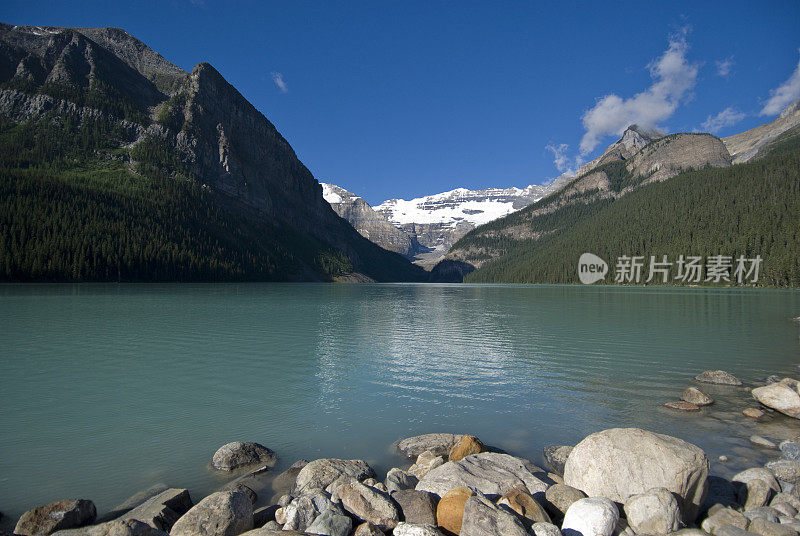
[[15, 499, 97, 536], [212, 442, 276, 471], [416, 452, 550, 499], [752, 379, 800, 419], [563, 428, 709, 523], [628, 133, 732, 185], [292, 458, 376, 495], [170, 491, 252, 536], [723, 98, 800, 163]]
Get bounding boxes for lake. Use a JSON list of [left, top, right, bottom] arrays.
[[1, 283, 799, 525]]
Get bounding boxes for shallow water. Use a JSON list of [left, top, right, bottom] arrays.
[[1, 283, 799, 524]]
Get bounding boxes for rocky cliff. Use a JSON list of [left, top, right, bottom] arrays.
[[723, 98, 800, 163], [0, 23, 426, 282]]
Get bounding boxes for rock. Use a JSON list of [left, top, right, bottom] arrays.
[[682, 387, 715, 406], [497, 487, 550, 526], [391, 490, 438, 525], [104, 485, 169, 519], [767, 376, 783, 385], [561, 497, 619, 536], [408, 451, 445, 480], [392, 523, 442, 536], [15, 499, 97, 536], [239, 524, 303, 536], [720, 456, 730, 462], [750, 518, 799, 536], [768, 461, 800, 484], [304, 509, 352, 536], [252, 505, 278, 528], [744, 507, 780, 523], [117, 488, 192, 532], [396, 434, 463, 459], [733, 469, 781, 493], [543, 446, 573, 476], [212, 442, 277, 471], [780, 443, 800, 462], [771, 493, 800, 510], [752, 436, 779, 449], [563, 428, 709, 523], [745, 409, 766, 419], [715, 527, 760, 536], [353, 522, 385, 536], [460, 494, 528, 536], [613, 517, 635, 536], [293, 459, 376, 495], [771, 502, 798, 518], [740, 480, 775, 510], [665, 401, 701, 411], [170, 491, 252, 536], [282, 492, 338, 532], [416, 452, 550, 498], [545, 484, 587, 518], [532, 522, 563, 536], [752, 380, 800, 419], [386, 468, 418, 493], [436, 487, 473, 535], [624, 487, 682, 534], [272, 460, 309, 494], [221, 483, 257, 506], [701, 508, 749, 534], [50, 519, 167, 536], [337, 480, 400, 531], [695, 370, 743, 386], [671, 530, 710, 536], [449, 436, 486, 462]]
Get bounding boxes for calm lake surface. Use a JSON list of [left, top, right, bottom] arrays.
[[1, 283, 800, 523]]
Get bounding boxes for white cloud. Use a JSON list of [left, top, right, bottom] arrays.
[[546, 143, 571, 174], [716, 57, 734, 78], [701, 107, 746, 133], [271, 71, 288, 94], [579, 29, 698, 155], [760, 49, 800, 116]]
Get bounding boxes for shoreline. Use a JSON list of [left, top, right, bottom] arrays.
[[7, 369, 800, 536]]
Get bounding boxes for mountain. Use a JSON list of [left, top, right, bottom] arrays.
[[723, 98, 800, 163], [320, 183, 416, 255], [0, 23, 426, 282], [373, 184, 556, 267]]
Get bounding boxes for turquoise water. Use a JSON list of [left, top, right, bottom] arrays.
[[1, 284, 800, 524]]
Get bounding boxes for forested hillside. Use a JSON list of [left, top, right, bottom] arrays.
[[464, 135, 800, 286]]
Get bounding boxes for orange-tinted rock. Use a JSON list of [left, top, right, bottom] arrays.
[[437, 487, 474, 535], [449, 435, 486, 462], [743, 408, 766, 419]]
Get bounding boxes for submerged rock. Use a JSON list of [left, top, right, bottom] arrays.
[[15, 499, 97, 536], [752, 380, 800, 419], [561, 497, 619, 536], [665, 401, 701, 411], [744, 408, 766, 419], [212, 442, 276, 471], [695, 370, 743, 386], [682, 387, 715, 406], [751, 436, 779, 449], [563, 428, 709, 523], [170, 491, 252, 536], [416, 452, 550, 498]]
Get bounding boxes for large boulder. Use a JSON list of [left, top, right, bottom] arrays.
[[563, 428, 709, 522], [282, 492, 339, 532], [460, 495, 528, 536], [51, 519, 167, 536], [117, 488, 192, 532], [396, 434, 463, 459], [391, 489, 438, 525], [15, 499, 97, 536], [623, 487, 682, 534], [436, 487, 473, 535], [212, 442, 276, 471], [293, 458, 376, 495], [337, 480, 400, 531], [170, 491, 252, 536], [752, 380, 800, 419], [416, 452, 550, 498], [561, 497, 619, 536], [695, 370, 743, 386]]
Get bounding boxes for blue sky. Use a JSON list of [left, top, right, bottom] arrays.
[[4, 1, 800, 205]]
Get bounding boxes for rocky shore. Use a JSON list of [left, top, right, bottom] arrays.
[[8, 370, 800, 536]]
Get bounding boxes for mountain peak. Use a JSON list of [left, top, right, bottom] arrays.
[[620, 124, 664, 152]]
